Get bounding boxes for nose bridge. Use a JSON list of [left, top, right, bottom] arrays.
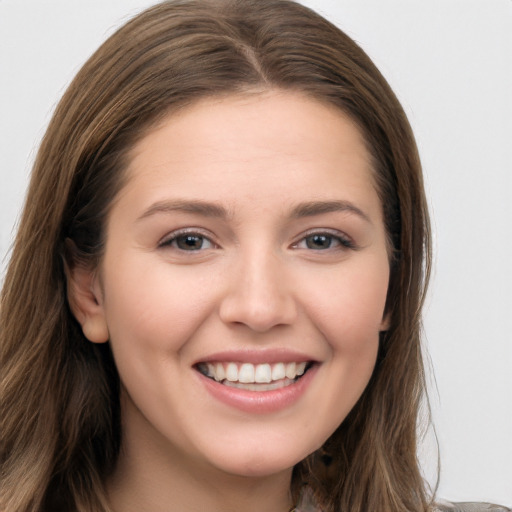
[[219, 243, 296, 332]]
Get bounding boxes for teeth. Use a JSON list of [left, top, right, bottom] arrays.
[[226, 363, 238, 382], [215, 363, 225, 381], [198, 361, 310, 384], [239, 363, 255, 383], [224, 378, 294, 392], [285, 362, 296, 379], [271, 362, 286, 380], [254, 363, 272, 383]]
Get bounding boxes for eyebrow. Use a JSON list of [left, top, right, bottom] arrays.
[[137, 199, 371, 223], [137, 199, 229, 221], [290, 200, 371, 223]]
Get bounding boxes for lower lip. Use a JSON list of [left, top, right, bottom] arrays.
[[197, 364, 318, 414]]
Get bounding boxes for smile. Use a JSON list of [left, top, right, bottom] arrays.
[[196, 361, 311, 392]]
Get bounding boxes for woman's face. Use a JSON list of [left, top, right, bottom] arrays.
[[75, 91, 390, 478]]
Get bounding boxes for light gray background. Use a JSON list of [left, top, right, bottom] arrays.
[[1, 0, 511, 505]]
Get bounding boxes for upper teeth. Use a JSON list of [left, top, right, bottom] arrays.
[[200, 362, 307, 383]]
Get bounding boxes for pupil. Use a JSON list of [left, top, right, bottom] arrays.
[[307, 234, 331, 249], [178, 235, 202, 250]]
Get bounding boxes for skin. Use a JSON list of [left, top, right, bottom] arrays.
[[69, 91, 390, 512]]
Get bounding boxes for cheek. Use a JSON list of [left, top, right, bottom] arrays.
[[294, 258, 389, 424], [98, 256, 220, 423], [302, 258, 390, 349], [102, 255, 219, 353]]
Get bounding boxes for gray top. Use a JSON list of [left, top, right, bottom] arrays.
[[294, 492, 511, 512], [433, 502, 511, 512]]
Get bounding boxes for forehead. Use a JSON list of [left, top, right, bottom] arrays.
[[116, 90, 381, 221]]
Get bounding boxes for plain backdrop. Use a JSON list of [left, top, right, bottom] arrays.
[[1, 0, 511, 505]]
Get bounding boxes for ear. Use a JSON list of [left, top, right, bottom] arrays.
[[379, 311, 391, 332], [64, 259, 109, 344]]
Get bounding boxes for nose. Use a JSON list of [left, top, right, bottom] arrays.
[[218, 250, 297, 332]]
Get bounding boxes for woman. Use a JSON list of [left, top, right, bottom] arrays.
[[0, 1, 509, 512]]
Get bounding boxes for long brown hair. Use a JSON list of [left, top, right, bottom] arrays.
[[1, 1, 432, 511]]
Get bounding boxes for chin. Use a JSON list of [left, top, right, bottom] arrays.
[[201, 438, 317, 479], [216, 457, 297, 479]]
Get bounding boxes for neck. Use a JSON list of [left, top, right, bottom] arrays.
[[107, 397, 294, 512], [108, 449, 294, 512]]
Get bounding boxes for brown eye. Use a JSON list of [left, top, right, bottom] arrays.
[[304, 234, 337, 250], [176, 235, 207, 250], [160, 233, 214, 251]]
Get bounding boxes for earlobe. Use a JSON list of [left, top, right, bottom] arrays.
[[379, 312, 391, 332], [64, 260, 109, 344]]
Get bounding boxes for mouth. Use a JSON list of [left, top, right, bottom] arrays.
[[195, 361, 314, 392]]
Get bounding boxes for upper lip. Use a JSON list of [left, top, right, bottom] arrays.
[[194, 349, 317, 365]]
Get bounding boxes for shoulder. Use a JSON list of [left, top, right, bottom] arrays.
[[433, 501, 511, 512]]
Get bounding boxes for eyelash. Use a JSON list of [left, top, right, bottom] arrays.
[[292, 230, 355, 251], [158, 229, 355, 252], [158, 229, 216, 251]]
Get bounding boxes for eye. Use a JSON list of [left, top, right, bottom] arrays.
[[159, 231, 215, 251], [295, 231, 354, 251]]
